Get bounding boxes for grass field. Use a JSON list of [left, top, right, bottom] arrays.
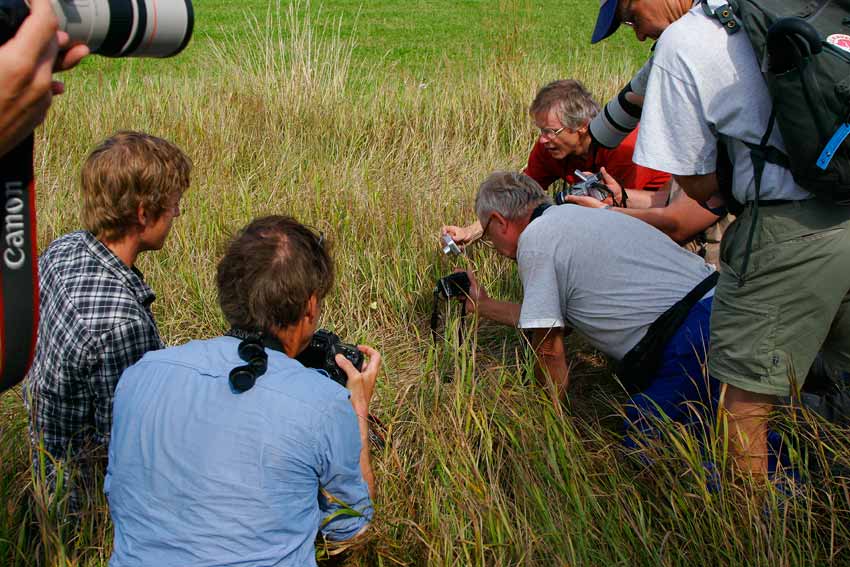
[[1, 0, 849, 565], [81, 0, 652, 80]]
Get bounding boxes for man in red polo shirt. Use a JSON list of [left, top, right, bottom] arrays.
[[442, 79, 669, 244]]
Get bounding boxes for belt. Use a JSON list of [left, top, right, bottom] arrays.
[[744, 199, 796, 207]]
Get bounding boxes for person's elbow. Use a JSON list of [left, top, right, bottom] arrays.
[[535, 339, 564, 361], [320, 501, 374, 542], [672, 173, 718, 203], [668, 220, 698, 244]]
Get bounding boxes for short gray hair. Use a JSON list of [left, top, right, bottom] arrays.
[[528, 80, 600, 130], [474, 171, 552, 223]]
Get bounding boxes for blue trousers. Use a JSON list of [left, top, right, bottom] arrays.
[[623, 296, 720, 449]]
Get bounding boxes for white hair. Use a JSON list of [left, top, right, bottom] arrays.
[[474, 171, 552, 223]]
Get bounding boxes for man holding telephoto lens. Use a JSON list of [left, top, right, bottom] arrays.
[[106, 216, 379, 566], [0, 0, 192, 158], [0, 0, 88, 158]]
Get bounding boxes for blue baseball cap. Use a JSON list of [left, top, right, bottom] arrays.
[[591, 0, 621, 44]]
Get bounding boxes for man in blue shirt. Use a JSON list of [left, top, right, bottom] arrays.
[[106, 216, 380, 566]]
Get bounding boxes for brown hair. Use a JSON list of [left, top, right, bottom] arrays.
[[80, 131, 192, 242], [528, 80, 600, 130], [217, 216, 335, 333]]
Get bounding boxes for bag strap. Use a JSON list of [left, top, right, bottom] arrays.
[[616, 271, 718, 392], [737, 108, 778, 287], [529, 203, 552, 222], [0, 134, 40, 393], [631, 270, 719, 355], [677, 270, 719, 312]]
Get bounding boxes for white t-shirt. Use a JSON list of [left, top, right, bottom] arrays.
[[633, 2, 810, 203], [517, 205, 715, 360]]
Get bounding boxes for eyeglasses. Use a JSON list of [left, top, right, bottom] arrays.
[[538, 126, 567, 140], [479, 213, 496, 245], [304, 223, 326, 248], [308, 227, 325, 248]]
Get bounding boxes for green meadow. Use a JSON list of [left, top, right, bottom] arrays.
[[1, 0, 849, 565]]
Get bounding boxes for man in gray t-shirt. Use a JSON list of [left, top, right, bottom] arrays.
[[463, 171, 718, 443], [593, 0, 850, 474]]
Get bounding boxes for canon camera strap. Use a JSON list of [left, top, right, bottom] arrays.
[[0, 134, 39, 393]]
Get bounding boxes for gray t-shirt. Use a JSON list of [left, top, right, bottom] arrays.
[[633, 2, 810, 203], [517, 205, 715, 360]]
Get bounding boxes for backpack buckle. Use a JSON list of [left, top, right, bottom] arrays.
[[711, 3, 741, 34]]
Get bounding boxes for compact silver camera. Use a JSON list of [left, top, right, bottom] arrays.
[[441, 233, 462, 255], [553, 170, 612, 204]]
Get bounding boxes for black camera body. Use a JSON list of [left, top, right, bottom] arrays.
[[296, 329, 363, 388], [554, 171, 610, 205], [435, 272, 471, 299]]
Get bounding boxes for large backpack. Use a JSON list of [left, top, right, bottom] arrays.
[[705, 0, 850, 204]]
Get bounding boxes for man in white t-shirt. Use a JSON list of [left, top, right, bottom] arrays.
[[593, 0, 850, 473], [462, 171, 718, 445]]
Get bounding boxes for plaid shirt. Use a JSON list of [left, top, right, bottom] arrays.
[[25, 231, 164, 474]]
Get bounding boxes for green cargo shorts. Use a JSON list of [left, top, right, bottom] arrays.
[[708, 199, 850, 397]]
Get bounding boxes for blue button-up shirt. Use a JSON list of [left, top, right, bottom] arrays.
[[106, 336, 372, 566]]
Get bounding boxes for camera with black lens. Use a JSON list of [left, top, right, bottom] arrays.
[[296, 329, 364, 388], [554, 170, 612, 205], [0, 0, 194, 57], [434, 271, 470, 299]]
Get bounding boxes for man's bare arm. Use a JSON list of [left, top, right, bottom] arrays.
[[441, 220, 483, 246], [673, 172, 720, 204], [620, 185, 671, 209], [462, 270, 521, 326], [531, 327, 569, 408], [615, 190, 719, 242], [476, 298, 521, 327]]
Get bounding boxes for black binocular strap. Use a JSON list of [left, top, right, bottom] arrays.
[[0, 134, 39, 393], [430, 292, 467, 344], [430, 294, 441, 341]]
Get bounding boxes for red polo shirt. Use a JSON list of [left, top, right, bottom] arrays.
[[523, 128, 670, 190]]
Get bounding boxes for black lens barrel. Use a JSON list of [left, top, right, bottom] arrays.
[[122, 0, 148, 56], [98, 0, 133, 56]]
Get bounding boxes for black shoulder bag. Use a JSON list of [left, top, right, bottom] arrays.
[[616, 271, 718, 393]]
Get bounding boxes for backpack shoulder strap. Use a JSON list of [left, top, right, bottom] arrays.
[[701, 0, 743, 35], [742, 141, 790, 170]]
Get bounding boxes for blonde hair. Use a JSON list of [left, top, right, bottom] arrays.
[[81, 131, 192, 242]]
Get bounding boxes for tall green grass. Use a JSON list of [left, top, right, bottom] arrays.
[[1, 2, 848, 565]]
